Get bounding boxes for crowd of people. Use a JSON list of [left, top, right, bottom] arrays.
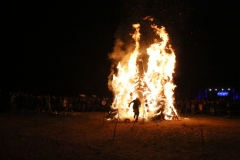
[[0, 90, 111, 114], [1, 89, 239, 118], [174, 98, 240, 117]]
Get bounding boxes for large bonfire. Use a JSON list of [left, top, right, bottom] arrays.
[[108, 17, 178, 121]]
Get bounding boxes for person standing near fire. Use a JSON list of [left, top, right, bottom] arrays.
[[101, 98, 107, 111], [63, 96, 68, 111], [129, 97, 141, 122]]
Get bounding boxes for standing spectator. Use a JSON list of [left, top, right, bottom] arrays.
[[186, 100, 191, 114], [191, 100, 195, 114], [198, 100, 203, 114], [58, 97, 63, 112], [71, 97, 77, 112], [63, 96, 68, 111], [10, 92, 16, 110], [51, 95, 57, 112], [215, 100, 220, 116], [179, 100, 185, 114], [226, 101, 232, 118], [101, 98, 107, 112], [210, 101, 215, 116], [81, 98, 87, 112]]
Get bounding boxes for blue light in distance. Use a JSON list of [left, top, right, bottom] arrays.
[[217, 91, 229, 96]]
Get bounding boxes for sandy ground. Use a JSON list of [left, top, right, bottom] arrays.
[[0, 110, 240, 160]]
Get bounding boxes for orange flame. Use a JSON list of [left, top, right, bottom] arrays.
[[108, 18, 177, 121]]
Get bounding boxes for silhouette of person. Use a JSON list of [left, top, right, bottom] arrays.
[[129, 98, 141, 122]]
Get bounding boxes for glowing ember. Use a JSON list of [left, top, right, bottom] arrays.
[[108, 17, 178, 121]]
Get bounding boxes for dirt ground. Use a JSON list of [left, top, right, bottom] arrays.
[[0, 110, 240, 160]]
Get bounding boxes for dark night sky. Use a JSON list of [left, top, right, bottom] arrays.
[[1, 0, 240, 98]]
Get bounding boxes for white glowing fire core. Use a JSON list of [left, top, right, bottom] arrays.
[[109, 22, 177, 121]]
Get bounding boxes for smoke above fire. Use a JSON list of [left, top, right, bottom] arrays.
[[108, 16, 177, 121]]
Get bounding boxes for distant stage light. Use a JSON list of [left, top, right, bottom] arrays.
[[217, 91, 229, 96]]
